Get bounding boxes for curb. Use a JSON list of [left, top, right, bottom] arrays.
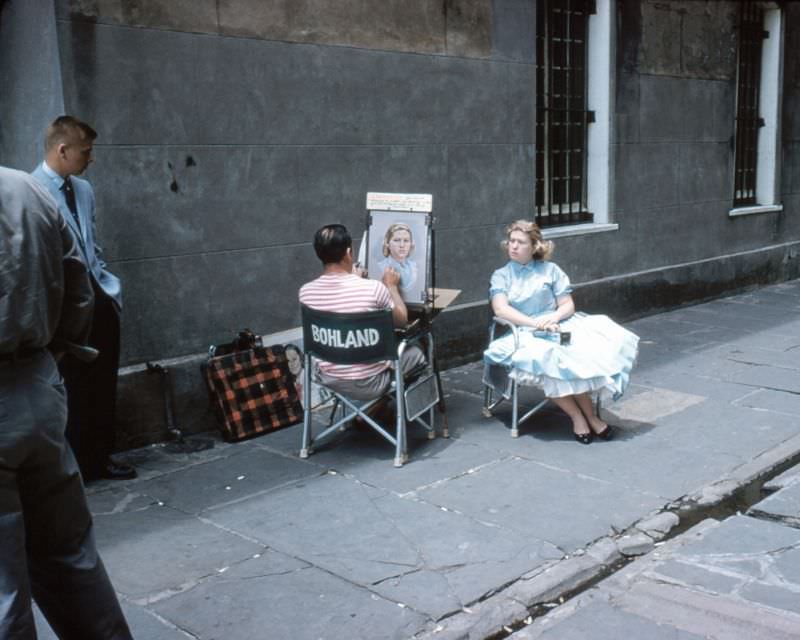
[[413, 434, 800, 640]]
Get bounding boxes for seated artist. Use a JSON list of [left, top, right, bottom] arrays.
[[299, 224, 425, 403]]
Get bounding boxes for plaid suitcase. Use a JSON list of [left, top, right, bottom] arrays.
[[205, 344, 303, 442]]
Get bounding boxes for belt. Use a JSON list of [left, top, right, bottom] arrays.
[[0, 348, 43, 363]]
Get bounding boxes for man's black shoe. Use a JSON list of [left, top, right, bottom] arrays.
[[85, 461, 137, 482], [102, 461, 137, 480]]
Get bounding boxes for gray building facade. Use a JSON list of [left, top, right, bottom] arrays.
[[1, 0, 799, 447]]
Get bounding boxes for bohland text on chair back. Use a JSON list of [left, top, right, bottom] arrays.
[[301, 305, 396, 365]]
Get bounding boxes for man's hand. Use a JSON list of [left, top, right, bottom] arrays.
[[381, 267, 408, 327], [382, 267, 401, 289], [352, 263, 367, 278]]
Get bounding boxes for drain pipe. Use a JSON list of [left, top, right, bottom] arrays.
[[146, 362, 214, 453]]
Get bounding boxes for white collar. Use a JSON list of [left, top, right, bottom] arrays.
[[41, 161, 65, 186]]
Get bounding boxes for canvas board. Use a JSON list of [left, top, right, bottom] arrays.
[[366, 209, 431, 305]]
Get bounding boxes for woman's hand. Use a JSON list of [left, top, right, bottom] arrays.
[[533, 313, 560, 331]]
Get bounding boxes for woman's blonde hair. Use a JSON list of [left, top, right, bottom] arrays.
[[501, 219, 554, 261], [382, 223, 414, 258]]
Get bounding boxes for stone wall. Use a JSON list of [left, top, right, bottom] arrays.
[[61, 0, 494, 57], [785, 2, 800, 217], [2, 0, 800, 448], [51, 0, 534, 367], [581, 0, 800, 296], [0, 0, 64, 170]]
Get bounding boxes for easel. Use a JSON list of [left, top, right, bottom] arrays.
[[363, 192, 460, 433]]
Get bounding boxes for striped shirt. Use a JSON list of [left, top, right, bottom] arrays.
[[299, 273, 394, 379]]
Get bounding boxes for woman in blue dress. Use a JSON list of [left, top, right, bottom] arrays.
[[484, 220, 639, 444], [377, 223, 418, 297]]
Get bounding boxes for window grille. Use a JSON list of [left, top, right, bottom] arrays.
[[535, 0, 594, 227], [733, 1, 765, 207]]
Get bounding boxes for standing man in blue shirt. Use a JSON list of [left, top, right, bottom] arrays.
[[32, 116, 136, 481]]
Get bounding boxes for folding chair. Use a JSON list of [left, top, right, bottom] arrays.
[[299, 305, 441, 467], [481, 317, 549, 438], [482, 316, 601, 438]]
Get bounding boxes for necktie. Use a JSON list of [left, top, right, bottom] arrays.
[[61, 177, 81, 230]]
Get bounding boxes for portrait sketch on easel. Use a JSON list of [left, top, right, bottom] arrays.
[[366, 210, 431, 305]]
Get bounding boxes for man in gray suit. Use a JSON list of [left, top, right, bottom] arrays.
[[32, 115, 136, 481], [0, 165, 132, 638]]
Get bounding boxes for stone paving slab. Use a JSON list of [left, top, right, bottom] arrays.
[[750, 478, 800, 524], [668, 304, 798, 334], [35, 601, 189, 640], [724, 364, 800, 395], [764, 465, 800, 491], [627, 324, 730, 356], [689, 433, 800, 507], [510, 592, 707, 639], [134, 446, 324, 514], [728, 288, 800, 311], [440, 361, 493, 396], [603, 384, 706, 422], [247, 404, 455, 479], [642, 396, 800, 461], [708, 343, 800, 371], [151, 553, 427, 640], [93, 502, 264, 600], [719, 329, 800, 353], [206, 474, 420, 585], [631, 364, 764, 404], [285, 433, 501, 496], [417, 456, 665, 549], [511, 515, 800, 640], [452, 406, 745, 501], [735, 387, 800, 416], [111, 438, 240, 480], [205, 471, 562, 615]]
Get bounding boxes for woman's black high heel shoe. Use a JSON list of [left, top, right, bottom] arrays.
[[574, 431, 593, 445], [595, 426, 613, 441]]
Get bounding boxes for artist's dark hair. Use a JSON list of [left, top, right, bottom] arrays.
[[45, 115, 97, 151], [313, 224, 352, 264]]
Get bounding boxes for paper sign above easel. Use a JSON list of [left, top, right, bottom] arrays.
[[366, 192, 433, 213]]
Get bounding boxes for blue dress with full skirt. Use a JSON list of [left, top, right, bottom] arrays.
[[483, 260, 639, 401]]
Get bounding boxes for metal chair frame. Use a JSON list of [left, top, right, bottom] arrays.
[[482, 316, 602, 437], [299, 306, 440, 467], [482, 317, 549, 438]]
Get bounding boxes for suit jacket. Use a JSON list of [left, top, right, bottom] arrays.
[[0, 166, 94, 354], [31, 162, 122, 310]]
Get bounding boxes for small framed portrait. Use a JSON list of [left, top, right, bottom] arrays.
[[366, 210, 431, 305]]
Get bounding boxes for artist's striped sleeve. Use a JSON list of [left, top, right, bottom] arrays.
[[299, 274, 394, 379]]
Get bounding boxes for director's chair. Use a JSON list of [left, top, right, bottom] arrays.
[[299, 305, 441, 467]]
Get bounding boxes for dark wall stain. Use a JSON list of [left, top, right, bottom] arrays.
[[617, 0, 641, 75], [167, 160, 179, 193]]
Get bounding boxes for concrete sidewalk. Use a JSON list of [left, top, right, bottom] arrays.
[[35, 279, 800, 640], [509, 465, 800, 640]]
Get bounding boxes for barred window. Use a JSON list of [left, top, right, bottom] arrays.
[[733, 1, 765, 207], [535, 0, 594, 227]]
